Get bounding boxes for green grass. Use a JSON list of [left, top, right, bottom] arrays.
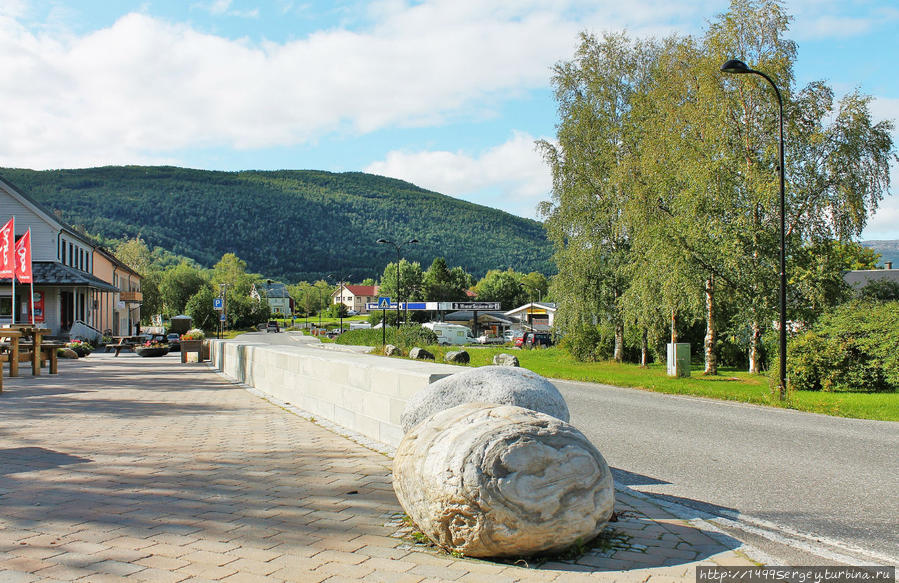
[[374, 345, 898, 421]]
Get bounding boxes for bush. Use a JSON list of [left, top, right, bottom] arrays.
[[558, 325, 603, 361], [66, 340, 93, 357], [336, 325, 437, 349], [396, 325, 438, 348], [779, 300, 899, 393]]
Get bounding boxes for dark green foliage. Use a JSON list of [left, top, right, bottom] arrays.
[[558, 325, 604, 362], [782, 301, 899, 393], [327, 303, 349, 318], [395, 325, 438, 349], [336, 324, 437, 349], [0, 166, 553, 281], [858, 279, 899, 302]]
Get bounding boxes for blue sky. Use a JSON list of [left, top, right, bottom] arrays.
[[1, 0, 897, 239]]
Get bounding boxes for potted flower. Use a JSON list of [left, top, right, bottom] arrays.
[[179, 328, 206, 362], [135, 339, 170, 357], [66, 340, 94, 358]]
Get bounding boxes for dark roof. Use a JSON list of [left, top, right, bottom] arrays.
[[0, 261, 118, 291], [258, 282, 290, 298], [843, 269, 899, 288]]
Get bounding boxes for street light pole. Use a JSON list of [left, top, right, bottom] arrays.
[[376, 238, 418, 328], [721, 58, 788, 400]]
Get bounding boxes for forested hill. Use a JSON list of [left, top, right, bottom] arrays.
[[1, 166, 554, 281]]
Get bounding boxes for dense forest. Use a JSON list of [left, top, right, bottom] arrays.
[[0, 166, 554, 280]]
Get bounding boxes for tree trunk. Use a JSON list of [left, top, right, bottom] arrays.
[[704, 275, 717, 375], [614, 321, 624, 362], [748, 322, 762, 374], [640, 328, 649, 367]]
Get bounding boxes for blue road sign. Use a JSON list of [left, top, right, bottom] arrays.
[[213, 297, 224, 310], [219, 314, 226, 322], [378, 296, 391, 309]]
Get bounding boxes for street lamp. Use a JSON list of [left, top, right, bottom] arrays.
[[376, 238, 418, 327], [721, 58, 788, 400]]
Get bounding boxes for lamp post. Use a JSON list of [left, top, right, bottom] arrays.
[[721, 58, 787, 400], [376, 238, 418, 327]]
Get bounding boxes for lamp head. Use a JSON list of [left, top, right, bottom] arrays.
[[408, 238, 419, 244], [376, 238, 389, 244], [721, 59, 751, 74]]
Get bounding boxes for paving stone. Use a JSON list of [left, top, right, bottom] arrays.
[[0, 353, 762, 583]]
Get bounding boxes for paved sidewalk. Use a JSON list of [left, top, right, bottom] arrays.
[[1, 352, 758, 583]]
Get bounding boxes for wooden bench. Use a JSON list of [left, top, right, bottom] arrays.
[[36, 342, 63, 374]]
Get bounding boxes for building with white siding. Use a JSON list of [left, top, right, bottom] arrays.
[[0, 175, 141, 340]]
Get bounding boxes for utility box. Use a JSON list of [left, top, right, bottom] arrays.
[[667, 343, 691, 377]]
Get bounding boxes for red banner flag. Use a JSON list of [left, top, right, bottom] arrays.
[[14, 229, 32, 284], [0, 217, 14, 279]]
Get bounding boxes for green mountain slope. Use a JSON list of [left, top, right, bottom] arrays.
[[0, 166, 553, 282]]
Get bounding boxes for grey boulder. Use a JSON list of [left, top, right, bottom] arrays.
[[444, 350, 470, 364], [393, 402, 615, 558], [493, 353, 519, 367], [409, 347, 434, 360], [400, 365, 569, 433]]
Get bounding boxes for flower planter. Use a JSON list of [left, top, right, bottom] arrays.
[[135, 346, 169, 357]]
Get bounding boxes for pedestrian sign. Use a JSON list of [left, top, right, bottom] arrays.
[[220, 314, 226, 322], [378, 297, 391, 309]]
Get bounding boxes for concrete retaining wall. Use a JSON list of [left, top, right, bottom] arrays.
[[208, 338, 458, 448]]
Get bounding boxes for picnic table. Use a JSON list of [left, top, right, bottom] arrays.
[[0, 326, 57, 391], [107, 335, 143, 356]]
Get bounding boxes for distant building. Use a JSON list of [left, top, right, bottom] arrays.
[[332, 284, 379, 314], [443, 310, 515, 338], [505, 302, 557, 331], [843, 262, 899, 291], [251, 281, 292, 316], [0, 174, 141, 340]]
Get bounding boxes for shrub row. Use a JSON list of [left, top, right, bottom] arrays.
[[779, 300, 899, 393]]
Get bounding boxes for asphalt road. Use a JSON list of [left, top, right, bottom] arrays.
[[554, 378, 899, 563]]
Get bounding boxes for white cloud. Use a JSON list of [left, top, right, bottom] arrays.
[[862, 96, 899, 241], [365, 131, 553, 218], [0, 0, 710, 170]]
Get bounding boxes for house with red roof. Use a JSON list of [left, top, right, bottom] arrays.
[[332, 284, 379, 314]]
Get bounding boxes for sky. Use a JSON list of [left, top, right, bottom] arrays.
[[1, 0, 897, 240]]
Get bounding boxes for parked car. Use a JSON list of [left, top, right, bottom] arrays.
[[347, 310, 359, 316], [503, 330, 517, 343], [476, 333, 505, 344], [167, 333, 181, 351], [515, 332, 553, 349], [266, 321, 280, 333]]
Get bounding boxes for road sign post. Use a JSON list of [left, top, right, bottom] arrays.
[[378, 297, 391, 345]]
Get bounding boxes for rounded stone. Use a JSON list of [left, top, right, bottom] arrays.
[[444, 350, 470, 364], [400, 365, 569, 433], [384, 344, 402, 356], [493, 353, 520, 367], [410, 347, 435, 360], [393, 402, 615, 558]]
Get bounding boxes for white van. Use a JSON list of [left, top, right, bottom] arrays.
[[422, 322, 475, 346]]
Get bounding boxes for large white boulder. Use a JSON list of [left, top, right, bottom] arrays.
[[400, 365, 569, 433], [393, 403, 615, 558]]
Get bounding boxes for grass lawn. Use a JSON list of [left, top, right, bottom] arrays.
[[383, 345, 899, 422]]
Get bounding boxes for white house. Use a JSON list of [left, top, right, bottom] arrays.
[[0, 175, 141, 339], [251, 281, 292, 316]]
